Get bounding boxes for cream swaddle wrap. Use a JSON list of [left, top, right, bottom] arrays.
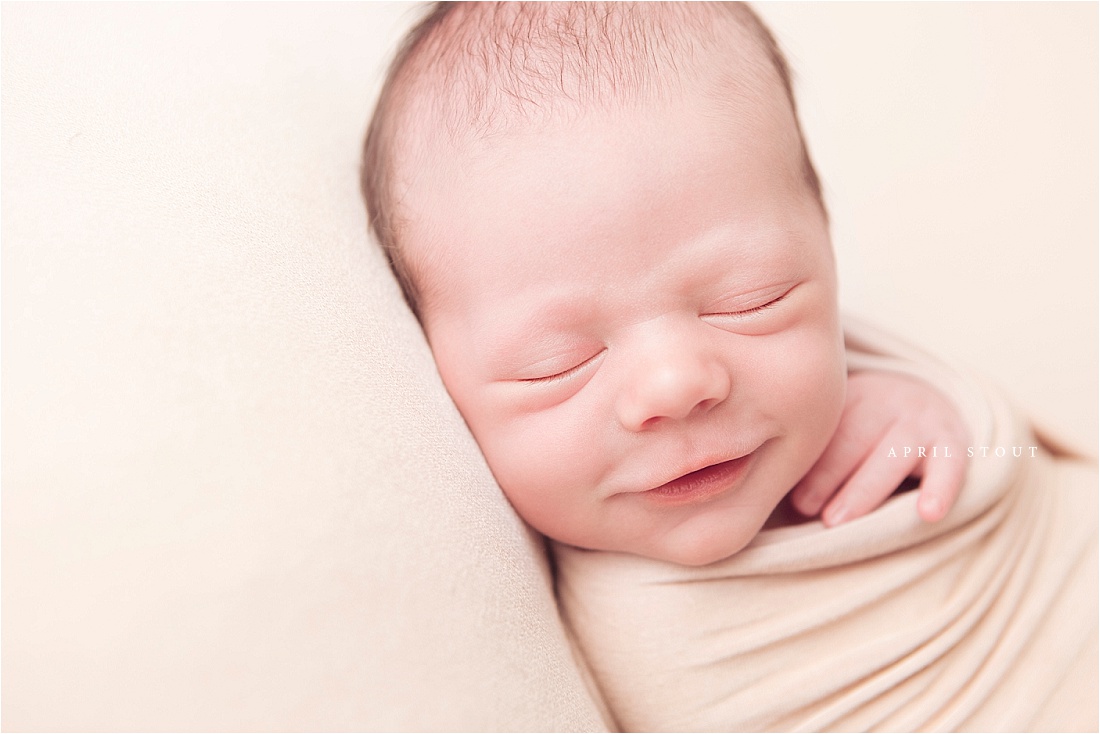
[[554, 319, 1097, 732]]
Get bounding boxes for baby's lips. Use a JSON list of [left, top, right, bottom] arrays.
[[639, 454, 757, 507]]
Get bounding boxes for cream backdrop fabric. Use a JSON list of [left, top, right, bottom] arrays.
[[2, 4, 605, 731], [3, 2, 1096, 732]]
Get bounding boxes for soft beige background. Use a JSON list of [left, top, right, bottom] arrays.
[[3, 2, 1096, 731]]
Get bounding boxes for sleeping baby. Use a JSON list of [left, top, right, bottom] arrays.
[[361, 3, 1097, 730]]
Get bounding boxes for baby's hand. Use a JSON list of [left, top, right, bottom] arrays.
[[790, 371, 969, 526]]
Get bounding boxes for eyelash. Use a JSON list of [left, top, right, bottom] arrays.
[[519, 351, 603, 385], [709, 290, 790, 317]]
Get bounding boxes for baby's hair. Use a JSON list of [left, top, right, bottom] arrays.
[[362, 2, 823, 319]]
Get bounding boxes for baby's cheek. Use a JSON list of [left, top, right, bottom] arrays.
[[772, 330, 846, 457], [476, 409, 599, 531], [800, 349, 847, 452]]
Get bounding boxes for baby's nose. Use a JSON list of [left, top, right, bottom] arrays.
[[615, 331, 731, 432]]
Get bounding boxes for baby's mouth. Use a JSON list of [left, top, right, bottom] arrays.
[[644, 454, 755, 507]]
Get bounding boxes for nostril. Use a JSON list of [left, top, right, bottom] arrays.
[[693, 398, 718, 416], [633, 400, 714, 431]]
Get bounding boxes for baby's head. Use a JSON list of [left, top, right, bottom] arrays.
[[362, 2, 847, 565]]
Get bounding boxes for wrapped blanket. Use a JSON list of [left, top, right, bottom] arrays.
[[554, 319, 1097, 732]]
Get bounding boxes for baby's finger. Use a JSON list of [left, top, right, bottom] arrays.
[[790, 426, 881, 517], [914, 448, 968, 522], [821, 424, 920, 526]]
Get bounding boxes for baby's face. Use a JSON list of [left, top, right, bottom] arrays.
[[402, 81, 847, 565]]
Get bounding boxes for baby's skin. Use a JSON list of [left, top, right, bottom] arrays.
[[371, 4, 969, 566], [400, 97, 967, 566]]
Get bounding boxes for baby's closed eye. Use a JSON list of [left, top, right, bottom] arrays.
[[700, 282, 799, 333], [516, 349, 606, 385]]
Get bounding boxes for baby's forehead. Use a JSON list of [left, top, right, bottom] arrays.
[[394, 2, 785, 142], [362, 2, 811, 321]]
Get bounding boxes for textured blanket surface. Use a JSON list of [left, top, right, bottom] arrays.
[[554, 321, 1097, 732]]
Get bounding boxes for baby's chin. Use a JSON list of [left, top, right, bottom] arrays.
[[641, 531, 758, 567], [544, 517, 758, 567], [630, 476, 806, 565], [616, 506, 778, 567], [643, 507, 818, 565]]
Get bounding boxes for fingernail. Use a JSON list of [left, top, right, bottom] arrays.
[[922, 497, 943, 520], [825, 507, 848, 526]]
